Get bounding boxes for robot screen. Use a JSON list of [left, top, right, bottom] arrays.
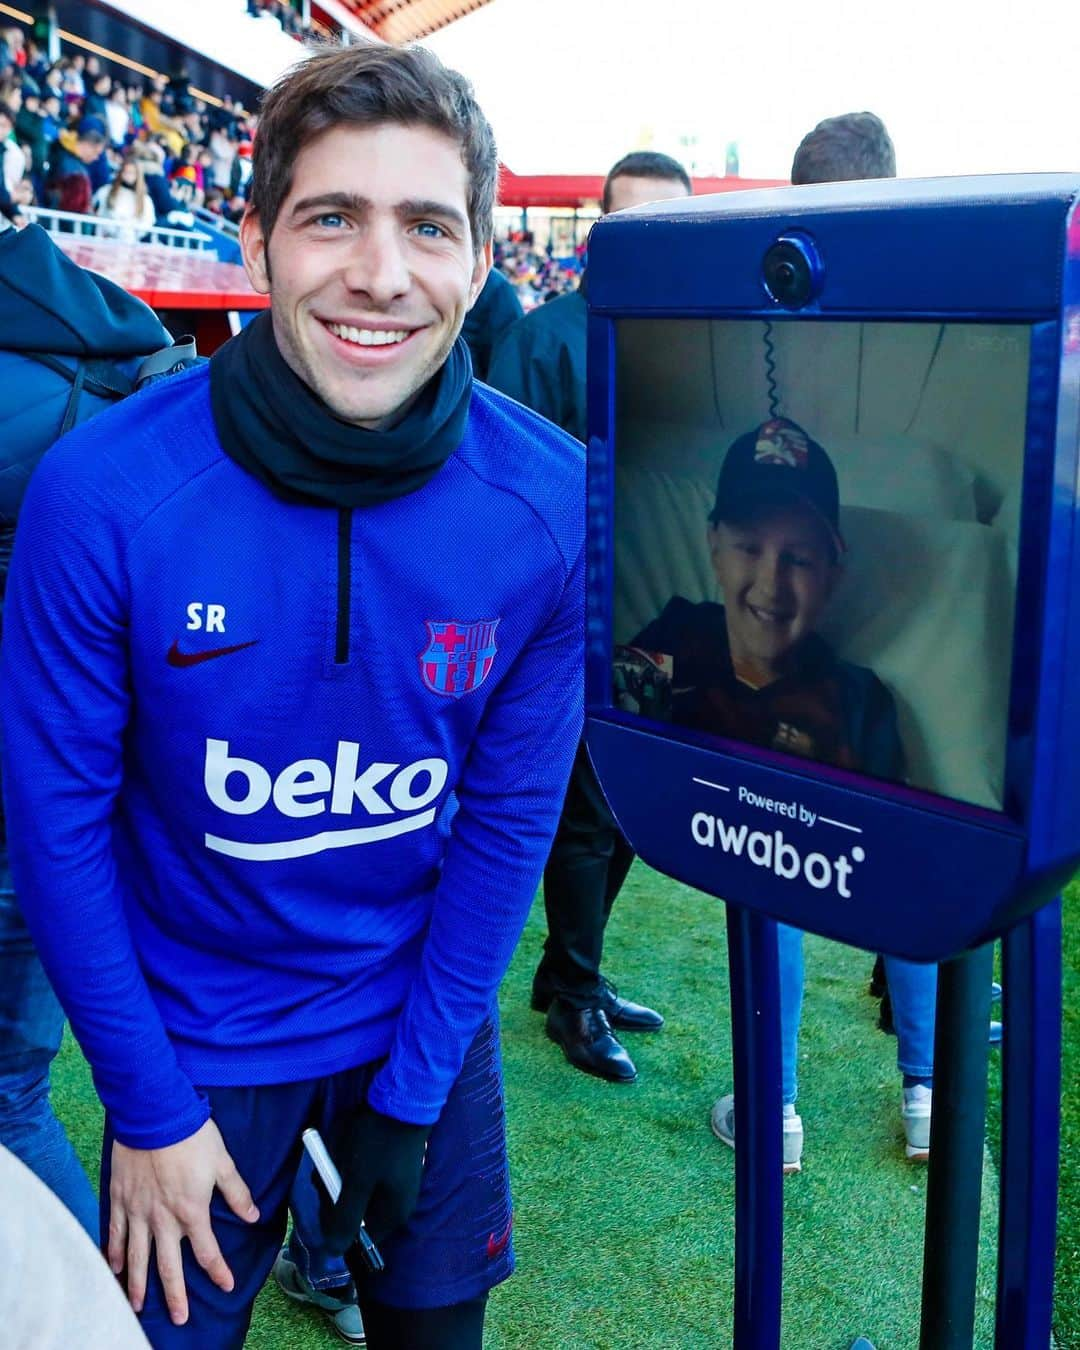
[[611, 318, 1030, 812]]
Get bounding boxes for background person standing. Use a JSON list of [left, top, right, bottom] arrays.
[[489, 150, 692, 1083]]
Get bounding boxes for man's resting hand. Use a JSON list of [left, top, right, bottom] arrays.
[[322, 1104, 431, 1253], [107, 1117, 259, 1326]]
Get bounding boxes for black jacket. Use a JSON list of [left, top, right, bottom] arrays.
[[487, 288, 586, 441]]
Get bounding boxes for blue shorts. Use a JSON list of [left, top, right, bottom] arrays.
[[99, 1018, 513, 1350]]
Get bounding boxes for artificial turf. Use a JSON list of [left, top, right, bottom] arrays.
[[53, 863, 1011, 1348]]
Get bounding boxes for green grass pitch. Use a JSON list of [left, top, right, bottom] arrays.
[[53, 867, 1080, 1347]]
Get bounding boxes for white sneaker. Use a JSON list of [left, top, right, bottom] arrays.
[[901, 1084, 933, 1162], [710, 1093, 804, 1173]]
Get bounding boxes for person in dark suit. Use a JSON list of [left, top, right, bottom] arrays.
[[489, 150, 692, 1082]]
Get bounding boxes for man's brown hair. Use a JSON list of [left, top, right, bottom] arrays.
[[251, 44, 498, 250], [790, 112, 895, 186]]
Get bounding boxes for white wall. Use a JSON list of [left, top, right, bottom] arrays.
[[616, 318, 1031, 525]]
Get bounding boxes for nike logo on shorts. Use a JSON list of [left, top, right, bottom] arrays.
[[486, 1216, 513, 1259]]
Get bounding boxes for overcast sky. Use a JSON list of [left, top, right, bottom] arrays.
[[424, 0, 1079, 181]]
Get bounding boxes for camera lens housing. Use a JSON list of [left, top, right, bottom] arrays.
[[761, 232, 823, 309]]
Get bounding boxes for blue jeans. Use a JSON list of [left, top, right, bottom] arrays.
[[285, 1156, 353, 1291], [0, 851, 99, 1236], [777, 924, 936, 1106]]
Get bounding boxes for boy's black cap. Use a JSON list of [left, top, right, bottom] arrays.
[[709, 417, 845, 555]]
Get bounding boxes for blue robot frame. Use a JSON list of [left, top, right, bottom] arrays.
[[583, 176, 1080, 1347]]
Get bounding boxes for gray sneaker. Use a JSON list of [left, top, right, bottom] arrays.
[[710, 1093, 804, 1173], [272, 1247, 366, 1345], [901, 1084, 932, 1162]]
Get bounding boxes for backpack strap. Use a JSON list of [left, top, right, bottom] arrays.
[[58, 357, 88, 436], [135, 335, 200, 390], [24, 351, 133, 432], [23, 336, 202, 439]]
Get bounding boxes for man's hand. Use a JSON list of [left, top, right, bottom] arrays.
[[322, 1105, 431, 1254], [107, 1117, 259, 1326]]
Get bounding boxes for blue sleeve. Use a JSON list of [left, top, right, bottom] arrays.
[[367, 537, 585, 1124], [0, 445, 209, 1148]]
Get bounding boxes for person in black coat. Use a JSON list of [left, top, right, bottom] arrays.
[[489, 151, 693, 1082]]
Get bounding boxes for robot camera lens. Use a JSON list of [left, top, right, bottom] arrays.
[[761, 235, 821, 309]]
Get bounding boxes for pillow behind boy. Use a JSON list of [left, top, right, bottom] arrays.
[[820, 504, 1013, 810]]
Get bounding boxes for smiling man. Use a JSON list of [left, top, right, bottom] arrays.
[[0, 46, 585, 1350]]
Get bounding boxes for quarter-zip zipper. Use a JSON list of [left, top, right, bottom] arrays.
[[336, 507, 352, 664]]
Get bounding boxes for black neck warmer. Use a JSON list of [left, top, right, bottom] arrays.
[[209, 310, 473, 509]]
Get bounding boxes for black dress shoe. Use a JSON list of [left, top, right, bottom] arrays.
[[545, 999, 637, 1083], [599, 977, 664, 1032], [532, 972, 664, 1031]]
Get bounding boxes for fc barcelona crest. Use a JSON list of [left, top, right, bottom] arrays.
[[420, 619, 500, 698]]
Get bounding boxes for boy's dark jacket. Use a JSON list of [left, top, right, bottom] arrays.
[[632, 596, 904, 781], [0, 221, 169, 608]]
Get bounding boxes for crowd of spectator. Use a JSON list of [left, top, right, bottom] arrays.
[[494, 236, 583, 309], [0, 19, 586, 318], [0, 24, 258, 234], [247, 0, 308, 38]]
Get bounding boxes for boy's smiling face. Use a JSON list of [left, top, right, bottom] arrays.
[[708, 501, 838, 686]]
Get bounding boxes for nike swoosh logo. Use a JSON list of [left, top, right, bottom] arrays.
[[486, 1216, 513, 1259], [167, 639, 260, 668]]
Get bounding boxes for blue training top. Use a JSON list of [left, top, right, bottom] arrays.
[[0, 365, 584, 1149]]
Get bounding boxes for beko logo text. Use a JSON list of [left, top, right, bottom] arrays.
[[203, 740, 448, 861], [691, 812, 866, 898]]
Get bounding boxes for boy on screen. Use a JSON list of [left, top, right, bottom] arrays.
[[617, 417, 937, 1167], [623, 417, 902, 780]]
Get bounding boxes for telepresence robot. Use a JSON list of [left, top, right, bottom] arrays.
[[584, 176, 1080, 1347]]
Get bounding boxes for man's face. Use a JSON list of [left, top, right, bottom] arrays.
[[77, 136, 105, 164], [604, 172, 690, 215], [241, 122, 491, 429], [43, 95, 60, 118], [708, 503, 837, 684], [0, 114, 11, 143]]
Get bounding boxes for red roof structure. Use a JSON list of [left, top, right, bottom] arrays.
[[498, 167, 788, 209]]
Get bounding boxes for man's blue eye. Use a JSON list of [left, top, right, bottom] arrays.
[[317, 213, 345, 228], [415, 222, 446, 238]]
